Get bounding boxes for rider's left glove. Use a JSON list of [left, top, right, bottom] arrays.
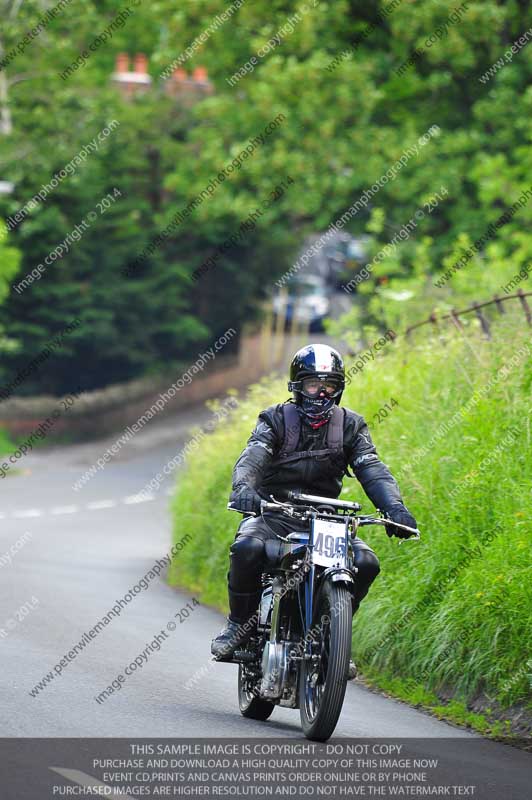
[[229, 486, 262, 515], [383, 503, 417, 539]]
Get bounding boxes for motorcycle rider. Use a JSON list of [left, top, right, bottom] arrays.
[[211, 343, 417, 660]]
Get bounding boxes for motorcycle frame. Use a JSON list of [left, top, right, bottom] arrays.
[[266, 511, 357, 660]]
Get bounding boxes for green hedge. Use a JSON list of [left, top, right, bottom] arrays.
[[0, 429, 13, 458], [170, 315, 531, 710]]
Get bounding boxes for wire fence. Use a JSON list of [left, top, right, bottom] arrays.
[[404, 289, 531, 341]]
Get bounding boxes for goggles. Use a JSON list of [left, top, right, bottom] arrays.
[[300, 376, 342, 398]]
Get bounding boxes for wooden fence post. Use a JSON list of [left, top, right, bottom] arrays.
[[402, 292, 532, 348], [473, 302, 491, 339], [493, 293, 505, 315], [517, 289, 532, 326], [450, 308, 464, 332]]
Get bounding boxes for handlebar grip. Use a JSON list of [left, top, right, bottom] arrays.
[[260, 501, 283, 513], [226, 503, 257, 516]]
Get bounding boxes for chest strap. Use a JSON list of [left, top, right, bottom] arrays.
[[273, 447, 343, 466]]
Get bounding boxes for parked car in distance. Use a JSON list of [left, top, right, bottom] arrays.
[[272, 275, 331, 332], [327, 236, 371, 291]]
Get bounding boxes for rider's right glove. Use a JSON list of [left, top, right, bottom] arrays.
[[383, 503, 417, 539], [229, 486, 262, 515]]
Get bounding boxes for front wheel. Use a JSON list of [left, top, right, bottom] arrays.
[[238, 665, 275, 721], [299, 581, 352, 741]]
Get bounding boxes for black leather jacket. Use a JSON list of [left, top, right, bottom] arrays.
[[232, 402, 405, 512]]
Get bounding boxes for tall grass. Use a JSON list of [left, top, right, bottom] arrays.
[[170, 314, 531, 709]]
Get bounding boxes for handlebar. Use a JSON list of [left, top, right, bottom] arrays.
[[288, 491, 362, 512], [227, 492, 421, 541]]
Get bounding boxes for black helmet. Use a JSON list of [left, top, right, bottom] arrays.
[[288, 344, 345, 423]]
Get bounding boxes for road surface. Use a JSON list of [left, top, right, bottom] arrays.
[[0, 400, 529, 795]]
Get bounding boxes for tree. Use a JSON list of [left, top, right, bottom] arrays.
[[1, 0, 531, 393]]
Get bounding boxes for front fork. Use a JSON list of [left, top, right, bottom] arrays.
[[303, 517, 358, 645], [269, 575, 284, 645]]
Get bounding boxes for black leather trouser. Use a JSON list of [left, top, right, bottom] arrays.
[[227, 512, 380, 620]]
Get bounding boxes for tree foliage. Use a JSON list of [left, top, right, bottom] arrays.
[[0, 0, 530, 392]]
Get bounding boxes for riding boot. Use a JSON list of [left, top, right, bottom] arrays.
[[228, 587, 262, 624], [211, 587, 262, 660]]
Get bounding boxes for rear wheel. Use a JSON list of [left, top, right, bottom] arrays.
[[238, 665, 275, 720], [299, 582, 352, 741]]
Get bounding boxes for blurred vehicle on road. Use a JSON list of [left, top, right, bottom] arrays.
[[273, 275, 331, 332], [323, 235, 371, 290]]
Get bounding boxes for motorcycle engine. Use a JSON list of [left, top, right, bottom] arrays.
[[258, 586, 273, 629], [257, 584, 298, 707], [260, 642, 291, 699]]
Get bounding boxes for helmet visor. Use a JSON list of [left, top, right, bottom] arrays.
[[301, 376, 342, 398]]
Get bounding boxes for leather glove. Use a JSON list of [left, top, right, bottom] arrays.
[[229, 486, 262, 515], [384, 504, 418, 539]]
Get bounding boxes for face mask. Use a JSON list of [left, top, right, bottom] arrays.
[[300, 392, 335, 422]]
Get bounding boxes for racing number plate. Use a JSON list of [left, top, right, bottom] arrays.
[[311, 517, 348, 568]]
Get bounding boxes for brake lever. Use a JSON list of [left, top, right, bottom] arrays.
[[364, 517, 421, 543], [398, 531, 421, 545], [226, 503, 257, 517]]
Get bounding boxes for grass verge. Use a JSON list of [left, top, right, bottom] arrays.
[[169, 313, 532, 736], [0, 428, 13, 459]]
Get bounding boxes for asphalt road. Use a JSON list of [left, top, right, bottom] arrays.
[[0, 401, 530, 795]]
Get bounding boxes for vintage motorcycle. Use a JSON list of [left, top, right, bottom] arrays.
[[226, 491, 420, 741]]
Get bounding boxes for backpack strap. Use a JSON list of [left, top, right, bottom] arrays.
[[326, 405, 344, 450], [280, 402, 301, 455], [326, 405, 354, 476]]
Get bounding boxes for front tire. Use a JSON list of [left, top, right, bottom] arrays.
[[299, 582, 352, 741], [238, 665, 275, 720]]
